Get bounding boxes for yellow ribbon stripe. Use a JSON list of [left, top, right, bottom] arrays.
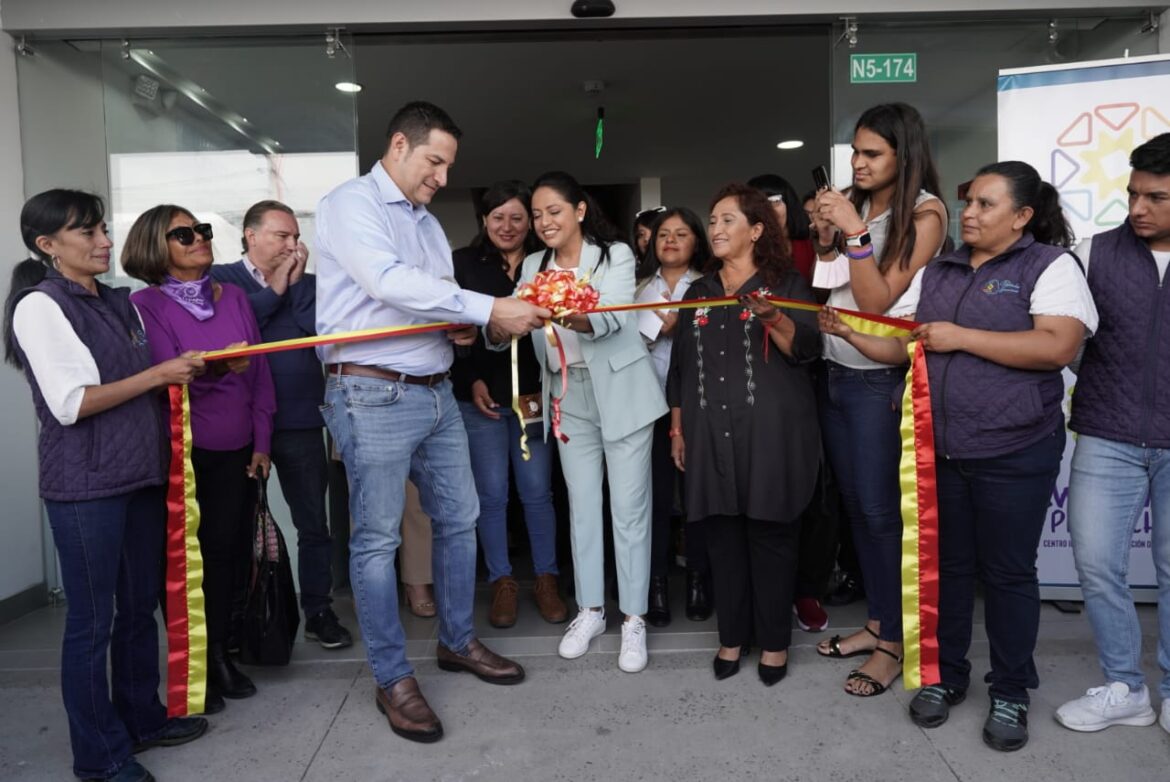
[[898, 342, 924, 689]]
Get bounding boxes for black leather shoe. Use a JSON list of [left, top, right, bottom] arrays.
[[203, 688, 225, 715], [685, 570, 712, 621], [133, 716, 208, 753], [646, 576, 671, 627], [713, 654, 740, 681], [758, 661, 788, 687], [209, 643, 256, 699], [825, 573, 865, 607]]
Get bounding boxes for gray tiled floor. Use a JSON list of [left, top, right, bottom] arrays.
[[1, 579, 1167, 782]]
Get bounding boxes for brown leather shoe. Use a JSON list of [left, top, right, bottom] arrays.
[[374, 677, 443, 743], [436, 638, 525, 685], [488, 576, 519, 628], [533, 574, 568, 624]]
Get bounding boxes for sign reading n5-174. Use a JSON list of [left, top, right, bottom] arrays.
[[850, 53, 917, 83]]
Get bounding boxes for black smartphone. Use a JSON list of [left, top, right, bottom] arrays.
[[812, 165, 831, 191]]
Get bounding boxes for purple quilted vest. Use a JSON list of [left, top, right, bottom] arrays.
[[1069, 221, 1170, 447], [13, 272, 166, 501], [916, 234, 1067, 459]]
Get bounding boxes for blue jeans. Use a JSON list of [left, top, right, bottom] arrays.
[[1068, 434, 1170, 698], [321, 376, 478, 689], [270, 427, 334, 617], [45, 486, 169, 780], [818, 362, 904, 641], [935, 426, 1065, 703], [458, 401, 558, 582]]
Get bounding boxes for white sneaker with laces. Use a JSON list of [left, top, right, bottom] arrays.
[[1161, 699, 1170, 735], [558, 608, 606, 659], [1055, 682, 1156, 732], [618, 616, 648, 673]]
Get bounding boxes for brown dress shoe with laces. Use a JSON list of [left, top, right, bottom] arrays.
[[436, 638, 526, 684], [533, 573, 568, 624], [488, 576, 519, 628], [374, 677, 443, 743]]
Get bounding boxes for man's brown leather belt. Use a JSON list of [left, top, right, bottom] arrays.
[[328, 363, 448, 387]]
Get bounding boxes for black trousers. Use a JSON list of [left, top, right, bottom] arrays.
[[704, 515, 798, 652], [650, 414, 709, 579], [191, 445, 255, 646], [794, 458, 841, 598]]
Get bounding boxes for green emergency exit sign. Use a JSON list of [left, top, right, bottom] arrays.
[[850, 53, 917, 83]]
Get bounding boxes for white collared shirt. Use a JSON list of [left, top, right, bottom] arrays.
[[241, 255, 269, 289], [637, 268, 696, 388]]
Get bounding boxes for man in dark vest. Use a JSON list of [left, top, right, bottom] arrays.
[[1057, 133, 1170, 734], [211, 200, 353, 650]]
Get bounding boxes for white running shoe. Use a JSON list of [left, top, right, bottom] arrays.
[[1055, 682, 1156, 732], [1161, 699, 1170, 735], [558, 608, 606, 659], [618, 616, 648, 673]]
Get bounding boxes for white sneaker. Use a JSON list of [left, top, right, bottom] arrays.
[[1161, 699, 1170, 735], [1055, 682, 1156, 732], [558, 608, 606, 659], [618, 616, 648, 673]]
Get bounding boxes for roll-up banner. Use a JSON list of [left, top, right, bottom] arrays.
[[998, 54, 1170, 601]]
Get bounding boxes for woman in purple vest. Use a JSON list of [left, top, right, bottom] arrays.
[[3, 190, 208, 782], [122, 205, 276, 714], [820, 161, 1097, 751]]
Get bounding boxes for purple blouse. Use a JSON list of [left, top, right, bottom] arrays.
[[133, 282, 276, 454]]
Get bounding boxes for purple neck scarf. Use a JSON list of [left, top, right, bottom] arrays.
[[159, 274, 215, 321]]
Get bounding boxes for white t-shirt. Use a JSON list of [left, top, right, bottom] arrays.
[[545, 260, 586, 371], [896, 252, 1099, 335], [11, 292, 146, 425]]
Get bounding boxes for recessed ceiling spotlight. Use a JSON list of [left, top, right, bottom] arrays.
[[776, 139, 804, 150], [334, 81, 363, 93]]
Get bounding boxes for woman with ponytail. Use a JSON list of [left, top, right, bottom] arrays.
[[819, 161, 1097, 751], [4, 190, 207, 781], [501, 171, 665, 674]]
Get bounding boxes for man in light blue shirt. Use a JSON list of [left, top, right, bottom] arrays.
[[315, 101, 548, 744]]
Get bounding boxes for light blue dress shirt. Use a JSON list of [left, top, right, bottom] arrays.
[[315, 162, 494, 375]]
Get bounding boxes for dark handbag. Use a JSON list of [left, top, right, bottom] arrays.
[[239, 476, 300, 666]]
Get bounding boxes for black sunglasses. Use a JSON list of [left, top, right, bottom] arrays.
[[166, 223, 214, 246]]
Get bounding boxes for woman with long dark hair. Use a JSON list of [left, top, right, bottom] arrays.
[[667, 184, 822, 686], [123, 204, 276, 713], [812, 103, 948, 697], [635, 207, 711, 626], [747, 173, 815, 282], [499, 171, 665, 673], [4, 190, 207, 781], [821, 161, 1095, 749], [453, 180, 566, 628]]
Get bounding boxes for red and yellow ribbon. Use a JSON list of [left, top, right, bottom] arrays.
[[164, 384, 208, 716], [165, 297, 938, 693]]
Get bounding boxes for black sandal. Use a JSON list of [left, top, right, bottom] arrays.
[[844, 645, 903, 697], [816, 625, 879, 659]]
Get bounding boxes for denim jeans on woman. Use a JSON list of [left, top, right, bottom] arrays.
[[458, 401, 558, 580], [45, 485, 169, 780], [818, 362, 904, 642], [321, 376, 478, 689], [1068, 434, 1170, 699]]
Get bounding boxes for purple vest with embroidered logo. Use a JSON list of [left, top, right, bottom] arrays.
[[915, 233, 1068, 459], [1069, 221, 1170, 447], [12, 271, 166, 501]]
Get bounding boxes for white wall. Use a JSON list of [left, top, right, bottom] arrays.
[[0, 32, 46, 605]]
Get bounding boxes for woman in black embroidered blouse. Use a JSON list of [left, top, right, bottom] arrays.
[[666, 183, 821, 686]]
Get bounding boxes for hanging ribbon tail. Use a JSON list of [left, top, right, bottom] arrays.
[[545, 323, 570, 444], [164, 384, 208, 717], [898, 341, 941, 690], [509, 337, 531, 461]]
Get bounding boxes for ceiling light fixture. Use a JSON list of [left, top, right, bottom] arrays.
[[776, 140, 804, 150], [334, 81, 363, 93]]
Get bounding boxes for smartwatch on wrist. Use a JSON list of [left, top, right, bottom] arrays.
[[845, 231, 872, 248]]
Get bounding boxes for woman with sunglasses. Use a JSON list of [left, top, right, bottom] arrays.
[[123, 206, 276, 713], [748, 174, 816, 283], [4, 190, 209, 782]]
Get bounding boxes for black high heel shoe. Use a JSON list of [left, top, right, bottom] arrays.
[[713, 655, 740, 680], [758, 661, 788, 687]]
